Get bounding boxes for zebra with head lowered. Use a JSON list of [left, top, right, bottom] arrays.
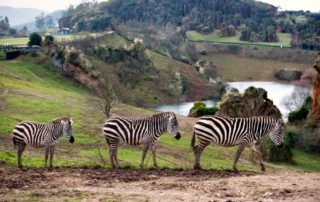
[[12, 117, 74, 169], [103, 112, 181, 169], [191, 116, 284, 172]]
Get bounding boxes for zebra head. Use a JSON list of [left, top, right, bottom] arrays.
[[166, 112, 181, 140], [268, 119, 285, 148], [61, 118, 74, 143]]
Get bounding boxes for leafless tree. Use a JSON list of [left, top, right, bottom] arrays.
[[281, 86, 311, 112]]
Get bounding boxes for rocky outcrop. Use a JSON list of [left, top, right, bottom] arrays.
[[310, 52, 320, 122], [217, 86, 281, 118], [274, 69, 303, 81]]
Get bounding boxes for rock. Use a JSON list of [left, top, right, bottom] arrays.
[[217, 86, 282, 118], [274, 69, 303, 81], [310, 52, 320, 122]]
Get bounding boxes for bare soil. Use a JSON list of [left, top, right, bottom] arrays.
[[0, 163, 319, 202]]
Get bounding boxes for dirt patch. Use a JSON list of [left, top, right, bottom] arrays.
[[1, 164, 319, 201]]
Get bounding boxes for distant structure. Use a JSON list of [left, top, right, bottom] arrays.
[[58, 28, 71, 35]]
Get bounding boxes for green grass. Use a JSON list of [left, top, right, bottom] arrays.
[[0, 57, 319, 172], [0, 33, 99, 45], [186, 30, 292, 47], [202, 53, 309, 81]]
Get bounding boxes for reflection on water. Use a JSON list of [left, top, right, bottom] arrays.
[[154, 81, 297, 118]]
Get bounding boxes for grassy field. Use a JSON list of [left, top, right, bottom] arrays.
[[186, 30, 292, 48], [0, 57, 319, 172], [0, 33, 99, 45], [202, 53, 311, 81]]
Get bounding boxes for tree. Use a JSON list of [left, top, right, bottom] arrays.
[[46, 15, 55, 29], [281, 86, 310, 112], [310, 52, 320, 122], [35, 13, 46, 30], [28, 32, 42, 46], [9, 28, 16, 36], [20, 26, 28, 35], [44, 35, 54, 46]]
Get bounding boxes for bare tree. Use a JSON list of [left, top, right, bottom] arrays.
[[281, 86, 311, 112]]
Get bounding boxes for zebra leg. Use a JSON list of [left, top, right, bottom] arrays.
[[250, 145, 266, 172], [233, 144, 245, 173], [150, 143, 158, 168], [193, 141, 210, 170], [114, 146, 120, 168], [17, 144, 26, 169], [140, 144, 150, 169], [49, 145, 56, 170], [45, 146, 50, 168]]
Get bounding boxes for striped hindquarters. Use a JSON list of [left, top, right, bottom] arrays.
[[103, 118, 137, 145], [194, 116, 246, 146], [13, 122, 48, 147]]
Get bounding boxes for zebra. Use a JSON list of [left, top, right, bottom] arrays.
[[12, 117, 74, 169], [191, 116, 284, 172], [103, 112, 181, 169]]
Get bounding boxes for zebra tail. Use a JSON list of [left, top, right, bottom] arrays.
[[13, 137, 17, 150], [191, 131, 196, 151]]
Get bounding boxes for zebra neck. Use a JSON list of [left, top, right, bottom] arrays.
[[247, 117, 275, 140], [51, 123, 63, 140]]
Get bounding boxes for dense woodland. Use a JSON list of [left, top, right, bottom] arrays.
[[58, 0, 320, 50]]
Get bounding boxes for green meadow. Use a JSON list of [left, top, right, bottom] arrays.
[[0, 57, 319, 172], [186, 30, 292, 48]]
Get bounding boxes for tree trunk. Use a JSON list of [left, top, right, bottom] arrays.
[[310, 52, 320, 122]]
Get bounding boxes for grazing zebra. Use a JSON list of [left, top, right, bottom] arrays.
[[103, 112, 181, 169], [191, 116, 284, 172], [12, 117, 74, 169]]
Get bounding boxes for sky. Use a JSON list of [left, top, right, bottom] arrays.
[[0, 0, 319, 12]]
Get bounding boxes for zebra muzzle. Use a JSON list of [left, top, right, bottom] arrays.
[[175, 132, 181, 140], [69, 136, 75, 143]]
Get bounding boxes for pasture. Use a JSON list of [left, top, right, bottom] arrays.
[[0, 33, 98, 45], [0, 58, 320, 201], [186, 30, 292, 48]]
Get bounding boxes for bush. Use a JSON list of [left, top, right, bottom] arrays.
[[190, 101, 219, 117], [28, 32, 42, 47], [260, 130, 296, 163], [288, 97, 312, 122]]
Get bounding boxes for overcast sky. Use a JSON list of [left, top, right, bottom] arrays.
[[0, 0, 319, 12]]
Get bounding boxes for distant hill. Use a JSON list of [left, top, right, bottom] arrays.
[[0, 6, 44, 26], [13, 10, 64, 31]]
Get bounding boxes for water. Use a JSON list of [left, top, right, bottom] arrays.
[[153, 100, 217, 116], [154, 81, 297, 118]]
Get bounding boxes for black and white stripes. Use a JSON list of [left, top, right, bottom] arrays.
[[103, 112, 181, 168], [12, 117, 74, 169], [191, 116, 284, 171]]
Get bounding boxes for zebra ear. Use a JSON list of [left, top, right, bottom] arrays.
[[69, 118, 73, 125]]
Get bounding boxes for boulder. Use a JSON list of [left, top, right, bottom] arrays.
[[274, 69, 303, 81], [217, 86, 282, 118], [310, 52, 320, 122]]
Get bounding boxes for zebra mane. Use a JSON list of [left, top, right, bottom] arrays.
[[50, 117, 71, 124]]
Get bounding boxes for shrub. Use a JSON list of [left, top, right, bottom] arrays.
[[288, 97, 312, 122], [190, 101, 219, 117], [28, 32, 42, 47], [260, 130, 296, 163]]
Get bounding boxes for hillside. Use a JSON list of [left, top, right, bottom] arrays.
[[1, 57, 320, 201], [0, 6, 44, 26]]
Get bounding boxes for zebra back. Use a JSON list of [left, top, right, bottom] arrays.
[[194, 116, 283, 146], [12, 117, 72, 147]]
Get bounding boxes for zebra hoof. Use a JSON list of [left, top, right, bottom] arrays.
[[194, 165, 202, 170], [261, 165, 266, 172]]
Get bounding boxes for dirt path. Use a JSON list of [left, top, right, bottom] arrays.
[[1, 164, 319, 201]]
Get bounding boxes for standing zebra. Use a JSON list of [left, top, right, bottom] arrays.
[[103, 112, 181, 169], [191, 116, 284, 172], [12, 117, 74, 169]]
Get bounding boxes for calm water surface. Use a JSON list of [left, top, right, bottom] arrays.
[[154, 81, 296, 118]]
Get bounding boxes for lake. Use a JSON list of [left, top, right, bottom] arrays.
[[154, 81, 298, 118]]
